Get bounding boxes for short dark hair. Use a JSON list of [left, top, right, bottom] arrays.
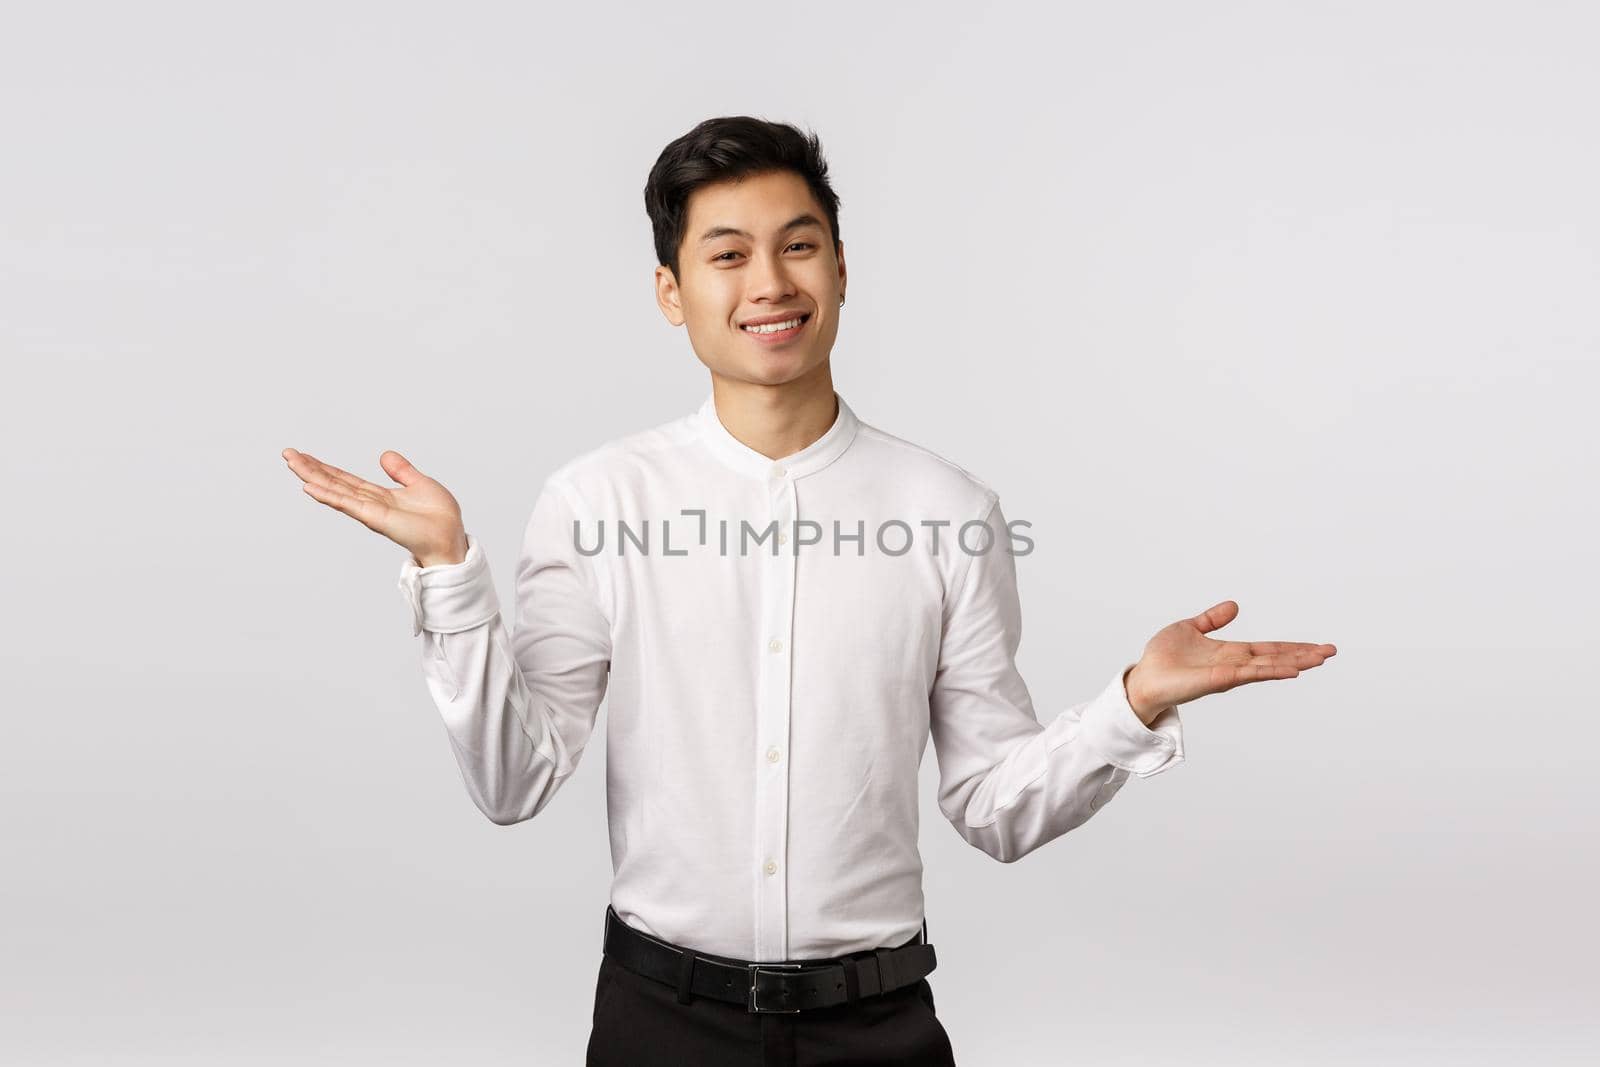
[[644, 115, 842, 280]]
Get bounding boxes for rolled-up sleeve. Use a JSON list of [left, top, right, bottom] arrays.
[[396, 534, 501, 637], [928, 494, 1185, 864]]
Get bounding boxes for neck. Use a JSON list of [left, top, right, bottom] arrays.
[[709, 364, 838, 461]]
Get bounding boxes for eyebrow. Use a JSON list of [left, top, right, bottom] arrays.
[[697, 213, 826, 245]]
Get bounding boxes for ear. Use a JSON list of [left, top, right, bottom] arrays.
[[835, 239, 847, 302], [654, 264, 685, 326]]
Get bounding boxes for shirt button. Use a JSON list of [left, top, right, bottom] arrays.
[[766, 747, 780, 763], [764, 860, 777, 875], [778, 531, 789, 544], [770, 464, 786, 479], [768, 638, 783, 652]]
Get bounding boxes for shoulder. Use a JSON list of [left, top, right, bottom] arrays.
[[536, 407, 700, 503], [851, 417, 999, 519]]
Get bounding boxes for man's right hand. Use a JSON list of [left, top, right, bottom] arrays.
[[282, 447, 469, 567]]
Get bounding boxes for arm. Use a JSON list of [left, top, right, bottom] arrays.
[[928, 494, 1184, 864], [397, 477, 612, 825]]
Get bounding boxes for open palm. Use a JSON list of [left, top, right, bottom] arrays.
[[282, 447, 468, 565], [1126, 600, 1336, 720]]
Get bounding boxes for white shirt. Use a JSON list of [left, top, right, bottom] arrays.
[[396, 390, 1185, 962]]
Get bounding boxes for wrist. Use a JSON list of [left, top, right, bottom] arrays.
[[1122, 663, 1162, 727], [416, 532, 469, 569]]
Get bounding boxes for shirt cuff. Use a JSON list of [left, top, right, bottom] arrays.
[[1077, 662, 1186, 778], [395, 533, 501, 637]]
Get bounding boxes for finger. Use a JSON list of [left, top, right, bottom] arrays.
[[299, 474, 384, 529], [1247, 641, 1338, 658], [287, 449, 380, 497], [1220, 662, 1300, 690], [286, 454, 362, 501], [1247, 650, 1328, 671], [284, 449, 329, 488], [379, 450, 427, 488], [307, 455, 375, 495], [1189, 600, 1239, 634]]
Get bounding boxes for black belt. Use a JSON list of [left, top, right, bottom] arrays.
[[601, 905, 938, 1014]]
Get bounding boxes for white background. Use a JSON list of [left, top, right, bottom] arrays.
[[3, 1, 1595, 1063]]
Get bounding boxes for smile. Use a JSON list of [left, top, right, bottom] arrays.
[[740, 313, 811, 340]]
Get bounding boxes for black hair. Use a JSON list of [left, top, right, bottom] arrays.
[[644, 115, 842, 280]]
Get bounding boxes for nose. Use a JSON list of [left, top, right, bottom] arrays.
[[746, 248, 797, 303]]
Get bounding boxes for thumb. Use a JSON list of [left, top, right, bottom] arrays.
[[379, 450, 425, 487], [1189, 599, 1239, 634]]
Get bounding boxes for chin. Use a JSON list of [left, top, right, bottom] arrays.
[[720, 354, 813, 387], [758, 360, 822, 387]]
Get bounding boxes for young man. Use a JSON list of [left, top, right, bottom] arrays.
[[283, 116, 1336, 1066]]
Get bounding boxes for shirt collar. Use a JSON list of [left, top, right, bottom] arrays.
[[694, 389, 860, 481]]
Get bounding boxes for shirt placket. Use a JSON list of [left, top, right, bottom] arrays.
[[753, 460, 798, 961]]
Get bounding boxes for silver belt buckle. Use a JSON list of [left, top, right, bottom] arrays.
[[747, 961, 805, 1013]]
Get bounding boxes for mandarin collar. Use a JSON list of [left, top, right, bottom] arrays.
[[694, 389, 860, 481]]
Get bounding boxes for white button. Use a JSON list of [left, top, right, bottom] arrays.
[[768, 638, 783, 652], [764, 859, 777, 875], [766, 747, 780, 763], [778, 531, 788, 544], [770, 464, 786, 479]]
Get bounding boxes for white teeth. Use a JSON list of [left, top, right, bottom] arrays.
[[742, 316, 805, 334]]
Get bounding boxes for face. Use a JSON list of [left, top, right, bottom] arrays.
[[655, 169, 847, 390]]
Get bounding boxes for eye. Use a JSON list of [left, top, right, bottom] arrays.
[[714, 242, 813, 263]]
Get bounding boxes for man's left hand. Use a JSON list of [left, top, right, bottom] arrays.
[[1123, 600, 1336, 725]]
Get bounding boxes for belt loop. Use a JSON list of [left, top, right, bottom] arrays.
[[841, 956, 860, 1002], [874, 947, 897, 992], [674, 948, 697, 1005]]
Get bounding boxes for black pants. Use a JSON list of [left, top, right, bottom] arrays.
[[584, 947, 958, 1066]]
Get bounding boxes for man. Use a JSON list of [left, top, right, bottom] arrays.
[[283, 115, 1336, 1066]]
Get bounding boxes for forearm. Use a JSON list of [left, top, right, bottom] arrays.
[[422, 620, 569, 826], [935, 665, 1185, 864], [938, 710, 1130, 864], [399, 536, 573, 825]]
